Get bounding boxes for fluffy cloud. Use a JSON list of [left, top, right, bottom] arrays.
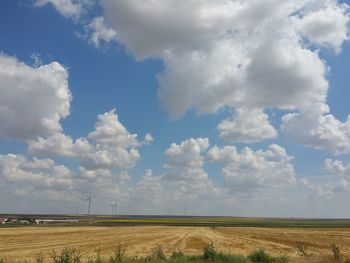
[[81, 148, 140, 171], [143, 133, 154, 145], [84, 17, 118, 48], [88, 109, 140, 148], [282, 104, 350, 155], [81, 109, 144, 170], [100, 0, 348, 118], [129, 167, 227, 214], [0, 152, 130, 212], [295, 2, 349, 53], [34, 0, 350, 148], [100, 0, 236, 59], [163, 138, 209, 182], [207, 144, 296, 191], [0, 54, 71, 140], [26, 108, 151, 181], [128, 140, 300, 213], [162, 138, 220, 199], [165, 138, 208, 168], [325, 159, 350, 175], [324, 159, 350, 192], [132, 169, 163, 205], [34, 0, 86, 19], [78, 167, 112, 179], [95, 0, 350, 149], [218, 108, 278, 143], [0, 154, 73, 190], [28, 133, 91, 157]]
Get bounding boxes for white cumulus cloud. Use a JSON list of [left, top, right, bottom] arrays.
[[207, 144, 296, 191], [295, 2, 349, 53], [324, 159, 350, 193], [100, 0, 348, 118], [28, 133, 91, 157], [97, 0, 350, 149], [0, 154, 73, 190], [282, 104, 350, 155], [81, 109, 145, 170], [132, 169, 163, 206], [218, 108, 278, 143], [84, 17, 118, 48], [33, 0, 350, 148], [162, 138, 218, 197], [0, 54, 71, 140], [34, 0, 86, 19]]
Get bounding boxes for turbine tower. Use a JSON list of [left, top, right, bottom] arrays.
[[114, 200, 118, 216], [86, 195, 91, 215], [110, 204, 115, 217]]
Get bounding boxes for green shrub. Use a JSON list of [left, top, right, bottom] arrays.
[[0, 245, 288, 263], [214, 253, 248, 263], [150, 245, 166, 261], [272, 255, 288, 263], [93, 247, 104, 263], [331, 243, 341, 262], [36, 254, 44, 263], [248, 250, 288, 263], [203, 242, 217, 262], [170, 251, 185, 259], [248, 250, 272, 263], [109, 243, 126, 263], [51, 248, 82, 263]]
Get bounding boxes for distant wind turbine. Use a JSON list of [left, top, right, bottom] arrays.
[[109, 200, 118, 216], [86, 195, 91, 215], [114, 200, 118, 216], [110, 204, 115, 216]]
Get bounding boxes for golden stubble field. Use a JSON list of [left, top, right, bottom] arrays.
[[1, 226, 350, 262]]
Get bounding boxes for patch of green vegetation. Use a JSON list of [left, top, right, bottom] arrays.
[[11, 243, 350, 263], [51, 248, 83, 263], [247, 250, 287, 263], [0, 224, 27, 229], [93, 217, 350, 228], [0, 243, 284, 263], [3, 214, 350, 228]]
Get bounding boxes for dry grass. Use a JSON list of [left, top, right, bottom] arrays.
[[1, 226, 350, 262]]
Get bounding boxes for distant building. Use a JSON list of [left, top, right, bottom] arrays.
[[18, 220, 30, 224], [0, 218, 8, 224], [35, 219, 80, 224]]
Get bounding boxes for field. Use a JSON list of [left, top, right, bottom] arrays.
[[4, 214, 350, 228], [92, 216, 350, 228], [2, 225, 350, 262]]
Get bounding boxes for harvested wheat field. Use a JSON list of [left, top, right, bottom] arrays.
[[1, 226, 350, 262]]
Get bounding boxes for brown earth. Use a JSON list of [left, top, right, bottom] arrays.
[[1, 226, 350, 262]]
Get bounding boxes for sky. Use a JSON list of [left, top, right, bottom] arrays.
[[1, 0, 350, 217]]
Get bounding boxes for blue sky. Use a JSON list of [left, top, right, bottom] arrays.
[[1, 0, 350, 217]]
